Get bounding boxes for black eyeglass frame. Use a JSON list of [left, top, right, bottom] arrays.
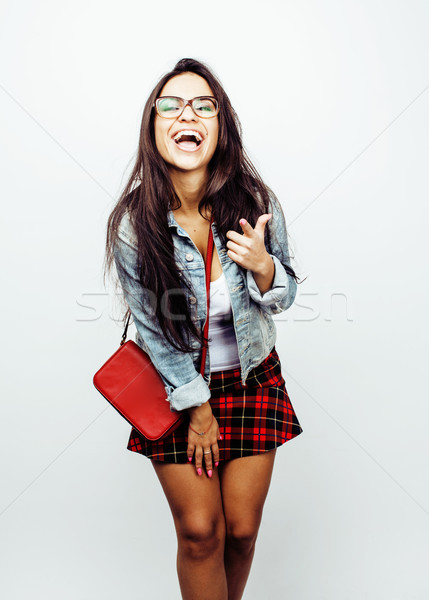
[[153, 96, 219, 119]]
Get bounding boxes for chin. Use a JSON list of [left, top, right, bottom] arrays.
[[167, 155, 209, 173]]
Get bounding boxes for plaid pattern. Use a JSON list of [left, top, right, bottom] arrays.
[[126, 346, 303, 463]]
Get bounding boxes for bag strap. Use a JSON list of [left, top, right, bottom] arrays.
[[120, 215, 215, 377], [199, 214, 214, 375], [120, 312, 131, 346]]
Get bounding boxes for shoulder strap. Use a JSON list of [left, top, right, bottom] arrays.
[[199, 215, 214, 375], [120, 215, 215, 377], [120, 312, 131, 346]]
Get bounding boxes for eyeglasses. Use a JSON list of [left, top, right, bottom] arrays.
[[154, 96, 219, 119]]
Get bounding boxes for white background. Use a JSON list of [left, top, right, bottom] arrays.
[[0, 1, 428, 598]]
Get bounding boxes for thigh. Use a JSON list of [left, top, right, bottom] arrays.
[[151, 460, 224, 534], [218, 449, 277, 533]]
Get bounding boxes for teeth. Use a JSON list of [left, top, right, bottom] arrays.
[[173, 130, 203, 142]]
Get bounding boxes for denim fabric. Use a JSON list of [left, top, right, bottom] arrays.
[[113, 194, 297, 412]]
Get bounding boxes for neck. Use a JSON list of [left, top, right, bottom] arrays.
[[169, 168, 209, 215]]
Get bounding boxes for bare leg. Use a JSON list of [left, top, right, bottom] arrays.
[[218, 449, 277, 600], [152, 461, 228, 600]]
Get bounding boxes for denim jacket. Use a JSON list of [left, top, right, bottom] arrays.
[[113, 194, 297, 412]]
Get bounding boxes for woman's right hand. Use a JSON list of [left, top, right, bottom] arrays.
[[187, 401, 221, 478]]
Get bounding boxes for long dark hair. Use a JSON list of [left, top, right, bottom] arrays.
[[105, 58, 301, 353]]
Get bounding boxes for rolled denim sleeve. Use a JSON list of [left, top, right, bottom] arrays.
[[113, 214, 211, 412], [246, 194, 297, 315]]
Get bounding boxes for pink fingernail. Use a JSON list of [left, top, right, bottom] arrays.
[[240, 218, 246, 225], [215, 462, 219, 467], [188, 456, 192, 462], [197, 468, 202, 476], [219, 435, 223, 440], [207, 470, 213, 478]]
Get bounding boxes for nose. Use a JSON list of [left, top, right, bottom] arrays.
[[179, 103, 197, 121]]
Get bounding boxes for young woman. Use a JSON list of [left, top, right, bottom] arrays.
[[105, 58, 304, 600]]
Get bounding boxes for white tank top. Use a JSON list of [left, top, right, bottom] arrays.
[[208, 272, 241, 372]]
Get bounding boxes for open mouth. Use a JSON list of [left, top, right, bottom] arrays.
[[172, 129, 204, 151]]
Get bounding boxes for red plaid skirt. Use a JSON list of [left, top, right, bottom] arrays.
[[126, 346, 303, 463]]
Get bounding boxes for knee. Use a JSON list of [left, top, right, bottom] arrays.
[[178, 516, 225, 561], [226, 521, 259, 555]]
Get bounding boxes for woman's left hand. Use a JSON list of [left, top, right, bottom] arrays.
[[225, 214, 273, 274]]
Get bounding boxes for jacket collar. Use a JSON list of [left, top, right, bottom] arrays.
[[167, 209, 177, 228]]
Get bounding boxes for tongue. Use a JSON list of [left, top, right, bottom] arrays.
[[177, 141, 198, 151]]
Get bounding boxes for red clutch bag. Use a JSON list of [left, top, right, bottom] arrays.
[[93, 216, 214, 441]]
